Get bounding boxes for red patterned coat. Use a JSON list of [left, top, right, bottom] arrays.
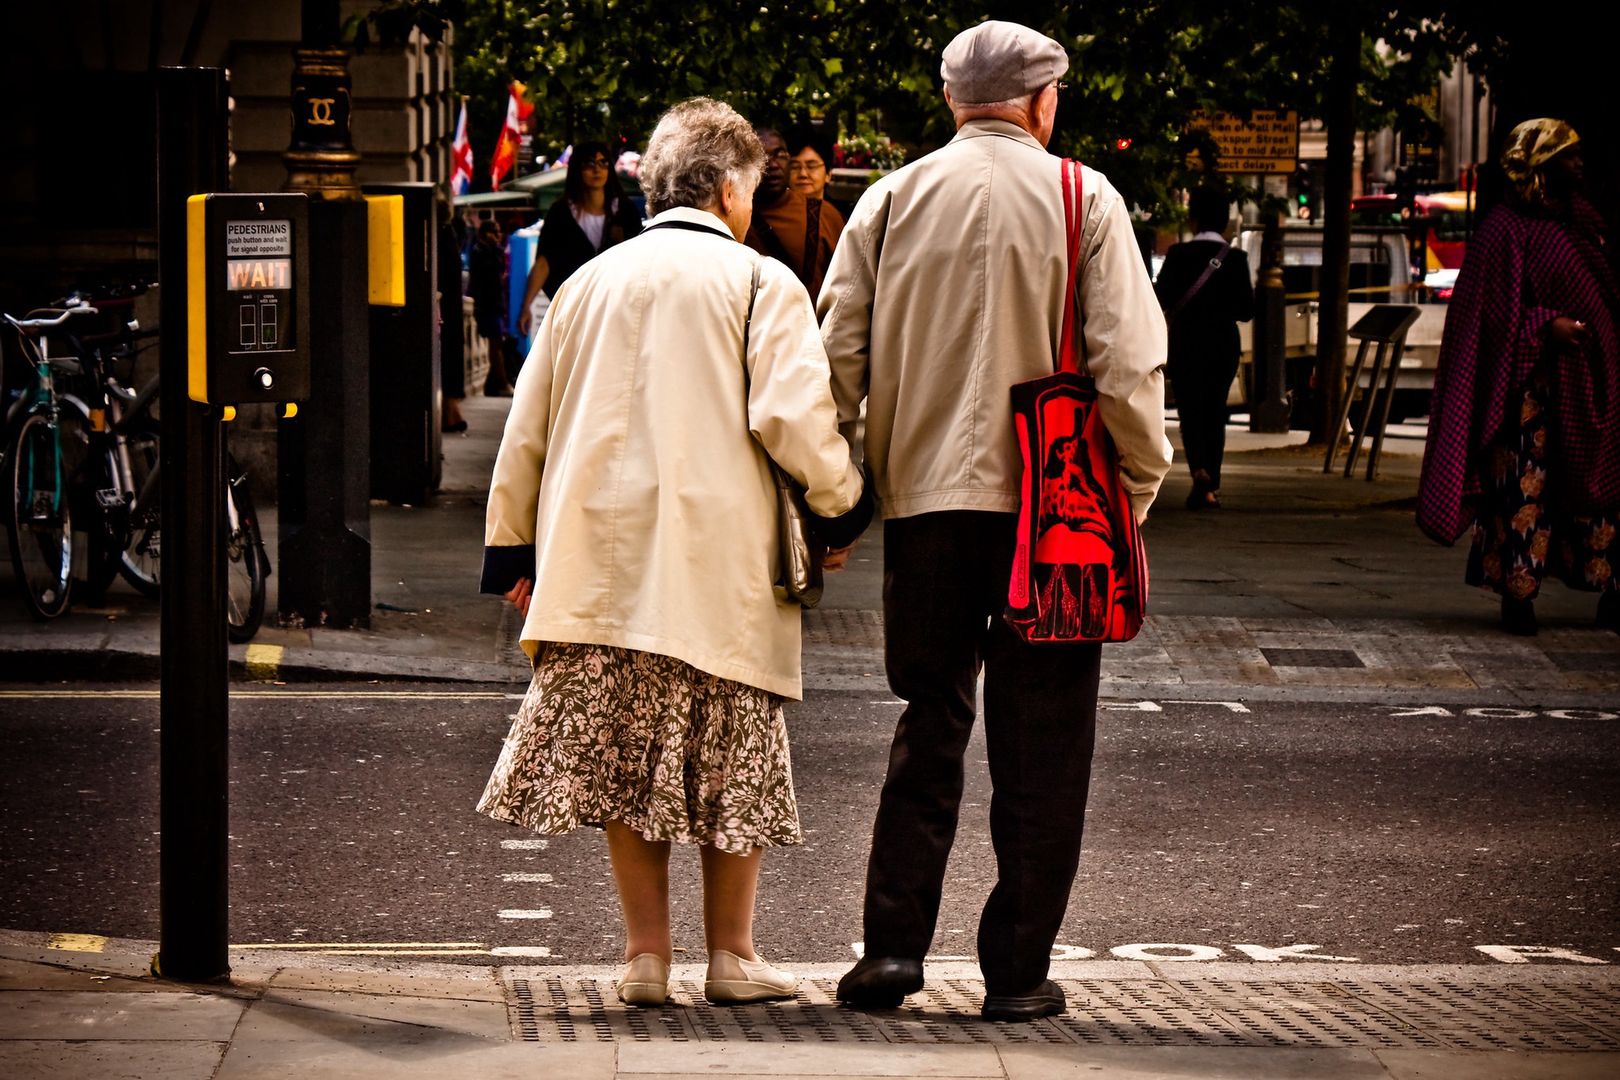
[[1418, 195, 1620, 543]]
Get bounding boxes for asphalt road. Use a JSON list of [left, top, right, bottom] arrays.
[[1, 683, 1616, 968]]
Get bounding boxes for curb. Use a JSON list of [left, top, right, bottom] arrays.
[[0, 645, 525, 686]]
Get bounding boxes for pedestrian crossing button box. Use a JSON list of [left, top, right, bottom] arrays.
[[187, 193, 312, 406]]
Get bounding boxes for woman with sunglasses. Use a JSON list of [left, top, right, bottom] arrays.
[[518, 141, 644, 335]]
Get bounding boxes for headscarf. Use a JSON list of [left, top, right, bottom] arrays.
[[1501, 118, 1580, 208]]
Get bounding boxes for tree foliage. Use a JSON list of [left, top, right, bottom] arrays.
[[389, 0, 1478, 210]]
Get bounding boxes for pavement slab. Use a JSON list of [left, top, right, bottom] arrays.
[[996, 1045, 1390, 1079], [0, 1039, 227, 1080], [0, 989, 244, 1040]]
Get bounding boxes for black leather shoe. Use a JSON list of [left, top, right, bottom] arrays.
[[836, 956, 923, 1007], [982, 979, 1066, 1022]]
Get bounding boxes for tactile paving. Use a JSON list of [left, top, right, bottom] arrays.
[[506, 976, 1620, 1048]]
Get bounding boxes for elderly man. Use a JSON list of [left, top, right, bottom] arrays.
[[820, 21, 1171, 1021]]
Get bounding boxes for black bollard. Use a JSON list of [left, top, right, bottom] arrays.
[[155, 65, 231, 983]]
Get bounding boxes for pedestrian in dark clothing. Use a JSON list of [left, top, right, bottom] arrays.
[[1418, 118, 1620, 636], [745, 127, 843, 299], [469, 219, 512, 396], [437, 196, 468, 432], [516, 141, 644, 336], [1154, 187, 1254, 509]]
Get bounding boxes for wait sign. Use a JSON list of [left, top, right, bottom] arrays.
[[1188, 110, 1300, 175]]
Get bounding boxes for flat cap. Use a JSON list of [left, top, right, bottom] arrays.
[[940, 21, 1069, 106]]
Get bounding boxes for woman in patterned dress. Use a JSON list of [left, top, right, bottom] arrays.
[[1419, 119, 1620, 635], [477, 98, 870, 1006]]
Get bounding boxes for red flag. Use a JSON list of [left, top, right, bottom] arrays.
[[450, 100, 473, 196], [490, 80, 533, 191]]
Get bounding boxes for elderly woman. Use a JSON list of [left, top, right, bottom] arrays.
[[1419, 118, 1620, 635], [477, 97, 870, 1007]]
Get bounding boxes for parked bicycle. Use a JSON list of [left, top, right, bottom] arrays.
[[2, 290, 269, 639], [1, 303, 99, 619]]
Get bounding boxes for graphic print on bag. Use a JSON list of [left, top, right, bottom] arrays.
[[1008, 375, 1143, 642]]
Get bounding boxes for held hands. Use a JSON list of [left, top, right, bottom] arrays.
[[823, 543, 856, 573], [1548, 316, 1590, 351], [505, 577, 533, 617]]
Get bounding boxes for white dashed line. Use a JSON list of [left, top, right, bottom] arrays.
[[498, 909, 554, 920], [502, 872, 554, 883], [491, 946, 552, 958], [501, 839, 549, 850]]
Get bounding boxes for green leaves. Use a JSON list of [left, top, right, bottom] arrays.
[[447, 0, 1478, 211]]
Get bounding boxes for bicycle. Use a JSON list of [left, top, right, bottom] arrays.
[[1, 303, 99, 619], [3, 291, 269, 639], [67, 291, 270, 642]]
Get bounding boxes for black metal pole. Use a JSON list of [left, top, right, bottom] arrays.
[[156, 66, 231, 982], [277, 0, 372, 628]]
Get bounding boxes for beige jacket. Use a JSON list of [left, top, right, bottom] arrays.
[[819, 119, 1172, 522], [482, 207, 865, 699]]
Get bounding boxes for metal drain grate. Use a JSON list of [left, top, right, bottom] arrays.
[[507, 977, 1620, 1048], [1260, 647, 1366, 668]]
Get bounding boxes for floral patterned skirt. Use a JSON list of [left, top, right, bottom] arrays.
[[1466, 384, 1619, 601], [476, 642, 802, 855]]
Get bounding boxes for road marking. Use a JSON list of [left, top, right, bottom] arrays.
[[1111, 943, 1225, 962], [244, 643, 283, 681], [0, 690, 508, 700], [1162, 699, 1251, 713], [1475, 945, 1609, 965], [234, 941, 485, 950], [498, 909, 553, 920], [502, 872, 554, 883], [501, 839, 549, 850], [1389, 706, 1618, 721], [492, 946, 552, 958], [1233, 944, 1360, 962], [47, 933, 107, 952]]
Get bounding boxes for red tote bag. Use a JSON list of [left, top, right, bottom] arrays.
[[1004, 158, 1148, 644]]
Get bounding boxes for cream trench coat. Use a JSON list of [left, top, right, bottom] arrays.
[[819, 118, 1172, 523], [481, 208, 866, 699]]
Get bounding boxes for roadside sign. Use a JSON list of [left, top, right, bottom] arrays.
[[187, 192, 312, 406], [1187, 110, 1300, 175]]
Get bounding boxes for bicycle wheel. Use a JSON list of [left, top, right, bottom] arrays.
[[74, 445, 127, 604], [117, 426, 160, 597], [224, 470, 266, 643], [6, 412, 73, 619]]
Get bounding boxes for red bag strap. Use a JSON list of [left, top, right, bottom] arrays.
[[1057, 158, 1085, 375]]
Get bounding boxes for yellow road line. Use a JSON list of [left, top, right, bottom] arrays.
[[233, 941, 485, 950], [47, 933, 109, 952], [296, 949, 492, 956], [0, 690, 506, 700], [244, 643, 283, 681]]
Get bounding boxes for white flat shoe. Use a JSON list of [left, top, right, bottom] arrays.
[[616, 952, 670, 1006], [705, 948, 799, 1004]]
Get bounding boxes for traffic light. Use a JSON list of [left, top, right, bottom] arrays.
[[1295, 165, 1317, 221], [1115, 137, 1132, 151]]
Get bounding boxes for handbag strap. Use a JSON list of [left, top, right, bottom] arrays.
[[1162, 239, 1232, 323], [1058, 158, 1086, 376]]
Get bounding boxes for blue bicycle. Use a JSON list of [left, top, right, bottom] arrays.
[[2, 303, 99, 619]]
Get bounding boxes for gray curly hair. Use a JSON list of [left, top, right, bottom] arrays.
[[640, 98, 765, 215]]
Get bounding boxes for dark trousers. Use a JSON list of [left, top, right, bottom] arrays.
[[1171, 360, 1237, 489], [862, 511, 1100, 994]]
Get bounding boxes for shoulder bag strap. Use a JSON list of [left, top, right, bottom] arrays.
[[1163, 239, 1233, 323], [1059, 158, 1086, 375]]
